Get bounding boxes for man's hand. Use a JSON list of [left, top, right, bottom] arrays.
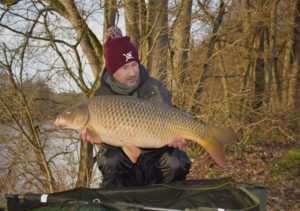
[[168, 137, 187, 148]]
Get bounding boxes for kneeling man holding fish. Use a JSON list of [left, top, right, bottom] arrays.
[[54, 26, 237, 189]]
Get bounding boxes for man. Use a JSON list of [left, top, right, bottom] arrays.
[[82, 26, 191, 189]]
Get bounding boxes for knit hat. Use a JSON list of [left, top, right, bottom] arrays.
[[104, 26, 140, 75]]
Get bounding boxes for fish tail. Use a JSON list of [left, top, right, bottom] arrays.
[[194, 126, 238, 167]]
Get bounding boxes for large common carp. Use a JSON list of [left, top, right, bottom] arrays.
[[54, 95, 238, 167]]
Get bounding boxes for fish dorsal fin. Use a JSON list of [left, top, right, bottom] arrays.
[[122, 145, 141, 164]]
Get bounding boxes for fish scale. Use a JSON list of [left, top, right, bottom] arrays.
[[54, 95, 238, 166]]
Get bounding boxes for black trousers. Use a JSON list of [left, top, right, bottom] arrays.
[[97, 146, 191, 189]]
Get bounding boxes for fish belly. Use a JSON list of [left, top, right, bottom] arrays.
[[92, 124, 174, 148]]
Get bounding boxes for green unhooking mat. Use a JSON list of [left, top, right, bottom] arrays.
[[6, 178, 267, 211]]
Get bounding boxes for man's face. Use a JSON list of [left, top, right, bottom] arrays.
[[113, 61, 140, 86]]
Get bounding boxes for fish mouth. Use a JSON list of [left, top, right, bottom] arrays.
[[53, 118, 66, 129]]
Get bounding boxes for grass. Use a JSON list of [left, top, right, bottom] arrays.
[[269, 148, 300, 175], [285, 148, 300, 161]]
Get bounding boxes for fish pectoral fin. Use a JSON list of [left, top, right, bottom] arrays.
[[86, 128, 102, 143], [122, 145, 141, 164]]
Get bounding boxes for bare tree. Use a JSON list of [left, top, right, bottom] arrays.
[[44, 0, 103, 187], [0, 0, 103, 190], [45, 0, 103, 82], [189, 0, 226, 112], [0, 45, 55, 193]]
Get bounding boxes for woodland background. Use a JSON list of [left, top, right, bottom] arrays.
[[0, 0, 299, 209]]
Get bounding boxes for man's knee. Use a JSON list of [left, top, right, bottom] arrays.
[[167, 155, 186, 172], [97, 148, 137, 189], [159, 149, 191, 181], [166, 150, 191, 171], [97, 148, 125, 172]]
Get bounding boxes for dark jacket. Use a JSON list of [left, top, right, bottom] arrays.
[[94, 65, 172, 106]]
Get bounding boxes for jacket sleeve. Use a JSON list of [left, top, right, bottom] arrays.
[[141, 77, 172, 106], [158, 83, 172, 106], [94, 83, 115, 96]]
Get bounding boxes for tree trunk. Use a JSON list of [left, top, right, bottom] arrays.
[[146, 0, 169, 83], [282, 40, 293, 104], [124, 0, 140, 48], [170, 0, 192, 86], [103, 0, 118, 41], [36, 150, 55, 192], [287, 0, 300, 109], [239, 0, 255, 114], [75, 140, 94, 188], [272, 50, 281, 107], [265, 0, 280, 110], [253, 27, 265, 110], [138, 0, 147, 62]]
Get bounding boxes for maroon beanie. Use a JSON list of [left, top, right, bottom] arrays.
[[104, 26, 140, 75]]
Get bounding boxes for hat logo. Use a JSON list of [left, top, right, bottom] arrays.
[[123, 51, 134, 62]]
